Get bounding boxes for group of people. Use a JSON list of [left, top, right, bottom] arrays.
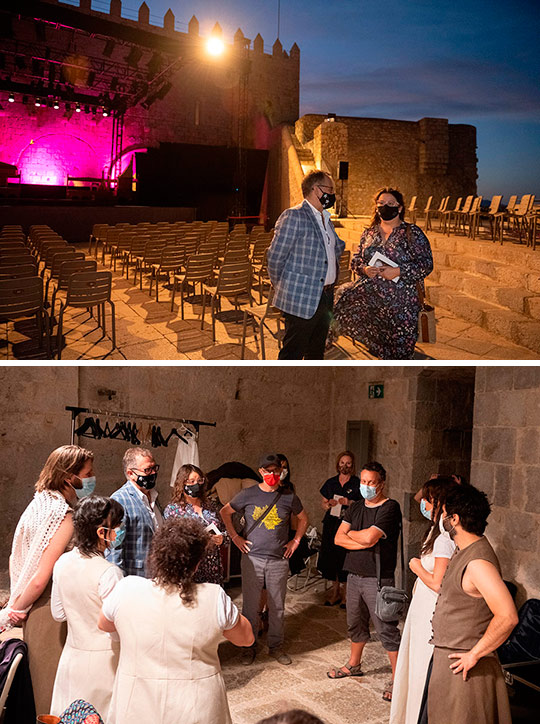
[[267, 170, 433, 360], [1, 443, 518, 724]]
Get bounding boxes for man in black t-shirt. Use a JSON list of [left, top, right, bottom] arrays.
[[328, 461, 401, 703]]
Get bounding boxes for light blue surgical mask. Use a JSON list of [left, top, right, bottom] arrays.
[[360, 484, 378, 501], [420, 499, 432, 520], [110, 525, 126, 549], [75, 476, 96, 499]]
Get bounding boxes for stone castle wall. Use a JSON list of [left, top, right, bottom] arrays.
[[471, 367, 540, 603], [0, 0, 299, 184], [295, 114, 477, 216]]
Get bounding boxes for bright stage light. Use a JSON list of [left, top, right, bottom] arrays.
[[53, 99, 60, 109], [206, 36, 225, 57], [35, 98, 41, 107], [75, 102, 81, 113], [8, 93, 14, 103]]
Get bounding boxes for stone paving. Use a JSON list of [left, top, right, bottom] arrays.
[[221, 580, 394, 724], [1, 239, 537, 361]]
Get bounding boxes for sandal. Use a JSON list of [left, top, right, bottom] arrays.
[[382, 680, 393, 701], [327, 663, 364, 679]]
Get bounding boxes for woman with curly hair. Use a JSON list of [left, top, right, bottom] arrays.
[[50, 495, 124, 717], [164, 464, 227, 585], [332, 187, 433, 359], [99, 518, 253, 724]]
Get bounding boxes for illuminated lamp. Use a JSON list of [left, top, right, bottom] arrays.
[[206, 36, 225, 56], [75, 102, 81, 112], [35, 98, 41, 107], [8, 93, 15, 103], [53, 98, 60, 109], [102, 108, 109, 117]]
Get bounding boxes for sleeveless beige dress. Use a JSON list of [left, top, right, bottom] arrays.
[[106, 576, 233, 724], [50, 549, 121, 717]]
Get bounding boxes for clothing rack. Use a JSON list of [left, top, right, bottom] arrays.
[[66, 405, 216, 445]]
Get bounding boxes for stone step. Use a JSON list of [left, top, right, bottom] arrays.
[[425, 283, 540, 354], [428, 268, 537, 316], [429, 233, 540, 273]]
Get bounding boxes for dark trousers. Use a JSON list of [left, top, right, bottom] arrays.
[[279, 287, 333, 360]]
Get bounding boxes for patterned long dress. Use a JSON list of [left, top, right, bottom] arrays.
[[333, 222, 433, 359], [163, 500, 228, 585]]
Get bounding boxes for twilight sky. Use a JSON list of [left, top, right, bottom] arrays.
[[88, 0, 540, 199]]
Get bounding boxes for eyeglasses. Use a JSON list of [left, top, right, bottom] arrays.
[[132, 464, 159, 475], [376, 202, 399, 208], [318, 184, 334, 192], [186, 478, 204, 486]]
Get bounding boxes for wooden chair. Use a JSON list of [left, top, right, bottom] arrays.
[[0, 276, 51, 357], [170, 252, 215, 317], [241, 287, 282, 360], [149, 246, 186, 302], [56, 271, 116, 359], [466, 196, 483, 238], [453, 195, 474, 234], [201, 262, 253, 342]]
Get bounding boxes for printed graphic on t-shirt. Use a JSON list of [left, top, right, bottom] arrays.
[[252, 504, 282, 530]]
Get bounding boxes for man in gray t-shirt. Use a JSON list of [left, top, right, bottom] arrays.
[[221, 453, 308, 666]]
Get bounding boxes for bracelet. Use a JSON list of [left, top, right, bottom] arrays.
[[232, 534, 239, 541], [293, 538, 301, 544]]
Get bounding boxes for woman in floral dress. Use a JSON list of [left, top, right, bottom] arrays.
[[333, 188, 433, 359], [164, 464, 227, 585]]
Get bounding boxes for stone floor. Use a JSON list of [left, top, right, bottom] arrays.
[[1, 241, 537, 361], [221, 580, 395, 724]]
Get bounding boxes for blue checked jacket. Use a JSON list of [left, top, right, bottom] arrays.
[[267, 200, 345, 319], [105, 481, 160, 577]]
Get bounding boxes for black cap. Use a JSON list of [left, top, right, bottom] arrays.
[[258, 453, 280, 470]]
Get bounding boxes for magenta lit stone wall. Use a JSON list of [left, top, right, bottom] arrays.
[[0, 104, 113, 185]]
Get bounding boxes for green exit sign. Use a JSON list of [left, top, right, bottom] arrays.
[[369, 383, 384, 399]]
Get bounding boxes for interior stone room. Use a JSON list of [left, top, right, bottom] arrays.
[[1, 364, 539, 724]]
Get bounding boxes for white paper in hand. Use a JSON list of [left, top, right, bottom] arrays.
[[368, 251, 400, 283], [205, 522, 221, 535], [329, 494, 342, 517]]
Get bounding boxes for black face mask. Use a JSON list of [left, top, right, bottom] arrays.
[[184, 483, 201, 498], [135, 472, 157, 490], [378, 204, 400, 221], [319, 191, 336, 210]]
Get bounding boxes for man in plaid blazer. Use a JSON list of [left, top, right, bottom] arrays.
[[106, 447, 163, 577], [267, 170, 345, 359]]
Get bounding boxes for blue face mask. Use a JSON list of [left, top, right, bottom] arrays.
[[109, 525, 126, 549], [75, 476, 96, 499], [360, 484, 378, 501], [420, 499, 432, 520]]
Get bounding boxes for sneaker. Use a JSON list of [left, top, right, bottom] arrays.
[[269, 648, 292, 665], [240, 646, 256, 666]]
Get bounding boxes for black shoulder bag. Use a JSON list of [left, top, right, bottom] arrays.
[[374, 515, 409, 622]]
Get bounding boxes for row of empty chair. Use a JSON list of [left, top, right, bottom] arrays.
[[0, 224, 116, 359], [407, 194, 537, 246]]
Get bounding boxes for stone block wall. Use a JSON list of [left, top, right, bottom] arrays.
[[0, 1, 299, 185], [294, 113, 477, 216], [471, 367, 540, 603]]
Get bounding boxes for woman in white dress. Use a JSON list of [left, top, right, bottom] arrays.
[[390, 477, 458, 724], [0, 445, 95, 716], [50, 495, 125, 717], [98, 517, 254, 724]]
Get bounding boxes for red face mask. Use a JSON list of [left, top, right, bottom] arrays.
[[262, 471, 281, 487]]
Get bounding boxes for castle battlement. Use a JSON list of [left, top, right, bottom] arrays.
[[45, 0, 300, 64]]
